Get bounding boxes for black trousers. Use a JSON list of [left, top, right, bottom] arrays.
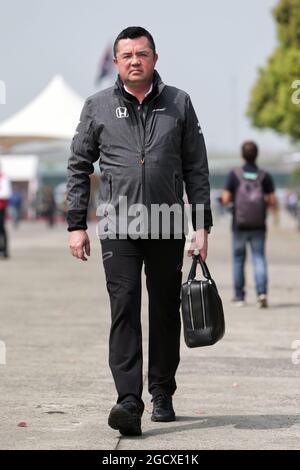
[[100, 236, 185, 407], [0, 208, 8, 256]]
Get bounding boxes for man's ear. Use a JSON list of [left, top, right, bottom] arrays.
[[113, 57, 117, 65], [154, 53, 158, 65]]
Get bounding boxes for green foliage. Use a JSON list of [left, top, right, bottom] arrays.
[[247, 0, 300, 141], [290, 165, 300, 192], [274, 0, 300, 48]]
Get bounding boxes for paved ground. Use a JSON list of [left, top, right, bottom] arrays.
[[0, 210, 300, 450]]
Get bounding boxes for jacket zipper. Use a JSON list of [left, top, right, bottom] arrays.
[[104, 174, 112, 217], [137, 102, 153, 205], [124, 95, 158, 206], [174, 173, 182, 204], [140, 104, 152, 206], [130, 104, 146, 205], [108, 174, 112, 202], [140, 150, 145, 206]]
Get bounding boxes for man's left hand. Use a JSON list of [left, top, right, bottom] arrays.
[[187, 229, 208, 261]]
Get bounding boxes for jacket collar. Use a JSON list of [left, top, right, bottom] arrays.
[[114, 70, 165, 102]]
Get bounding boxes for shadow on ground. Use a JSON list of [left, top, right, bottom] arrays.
[[120, 414, 300, 439]]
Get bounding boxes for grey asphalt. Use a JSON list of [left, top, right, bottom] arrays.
[[0, 211, 300, 450]]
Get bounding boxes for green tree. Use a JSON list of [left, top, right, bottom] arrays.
[[290, 165, 300, 194], [247, 0, 300, 141]]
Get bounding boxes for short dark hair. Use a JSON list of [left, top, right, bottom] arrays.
[[241, 141, 258, 163], [113, 26, 156, 57]]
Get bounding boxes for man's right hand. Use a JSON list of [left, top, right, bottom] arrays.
[[69, 230, 90, 261]]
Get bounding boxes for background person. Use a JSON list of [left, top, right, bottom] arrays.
[[0, 166, 12, 258], [222, 141, 276, 308]]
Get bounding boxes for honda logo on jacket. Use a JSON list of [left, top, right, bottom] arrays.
[[116, 107, 129, 119]]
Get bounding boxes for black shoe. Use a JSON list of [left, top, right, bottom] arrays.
[[108, 400, 142, 436], [151, 394, 176, 422], [257, 294, 268, 308]]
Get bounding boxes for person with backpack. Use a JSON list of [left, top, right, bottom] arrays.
[[9, 188, 23, 228], [0, 165, 12, 259], [222, 141, 276, 308]]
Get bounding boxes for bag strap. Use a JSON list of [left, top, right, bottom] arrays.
[[188, 254, 212, 281], [256, 168, 266, 183], [233, 167, 244, 181]]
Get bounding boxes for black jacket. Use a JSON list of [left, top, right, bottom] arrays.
[[67, 71, 212, 236]]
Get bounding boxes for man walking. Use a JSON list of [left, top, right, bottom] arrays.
[[222, 141, 276, 308], [67, 27, 212, 436]]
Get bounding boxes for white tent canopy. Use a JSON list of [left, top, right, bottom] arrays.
[[0, 155, 38, 182], [0, 75, 84, 146]]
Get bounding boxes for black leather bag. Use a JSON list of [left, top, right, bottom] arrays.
[[181, 255, 225, 348]]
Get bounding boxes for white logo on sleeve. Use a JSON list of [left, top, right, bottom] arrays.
[[116, 107, 129, 118]]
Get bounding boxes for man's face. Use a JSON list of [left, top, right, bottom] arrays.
[[114, 36, 158, 86]]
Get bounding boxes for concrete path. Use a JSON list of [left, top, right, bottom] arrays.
[[0, 211, 299, 450]]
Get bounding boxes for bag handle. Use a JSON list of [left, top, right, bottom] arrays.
[[188, 254, 212, 281]]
